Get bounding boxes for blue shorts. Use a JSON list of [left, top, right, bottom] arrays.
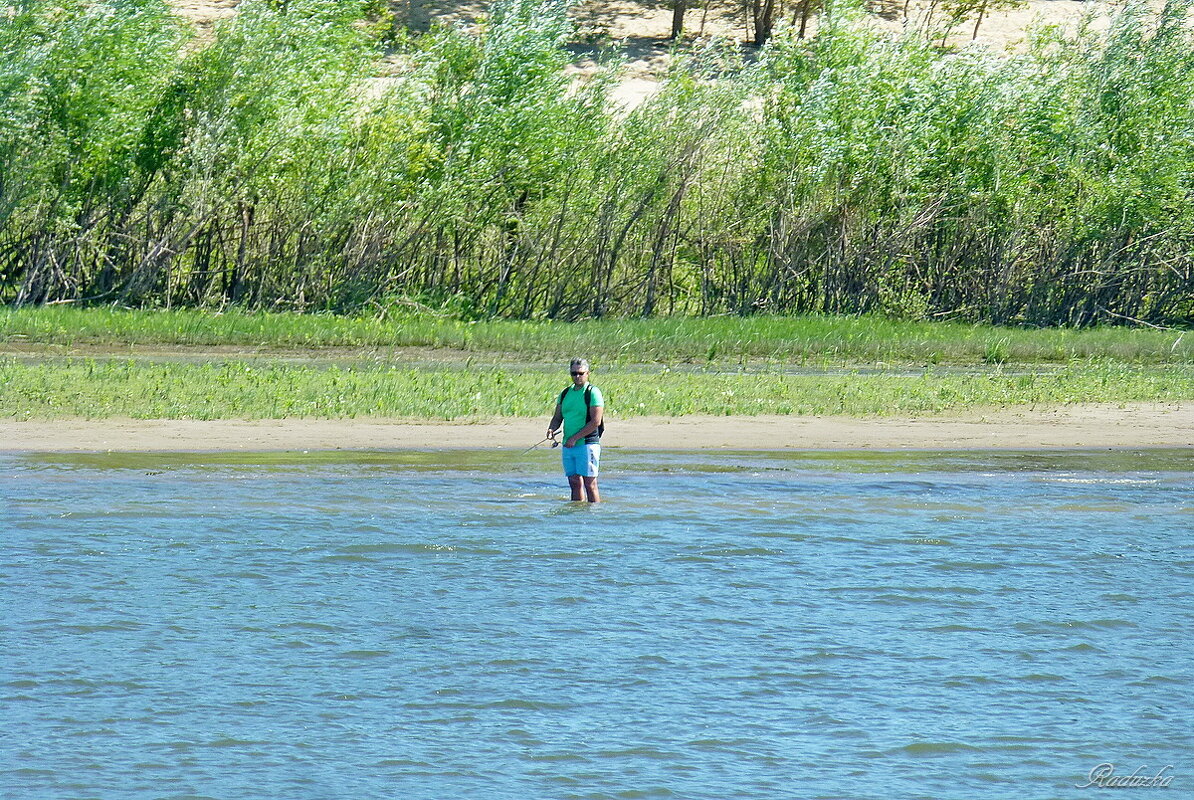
[[562, 443, 600, 477]]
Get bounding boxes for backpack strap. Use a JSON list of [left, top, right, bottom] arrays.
[[585, 385, 605, 436]]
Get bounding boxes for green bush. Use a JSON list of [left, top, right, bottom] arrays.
[[1, 0, 1191, 326]]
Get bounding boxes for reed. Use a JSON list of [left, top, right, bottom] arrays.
[[2, 0, 1193, 325]]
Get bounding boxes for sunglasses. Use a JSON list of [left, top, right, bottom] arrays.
[[571, 371, 587, 376]]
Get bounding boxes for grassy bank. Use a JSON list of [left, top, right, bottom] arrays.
[[3, 307, 1192, 365], [5, 357, 1193, 420], [7, 308, 1191, 420]]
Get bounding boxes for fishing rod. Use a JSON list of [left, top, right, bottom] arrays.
[[520, 432, 561, 458]]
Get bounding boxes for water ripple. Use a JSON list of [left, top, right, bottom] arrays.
[[4, 450, 1190, 800]]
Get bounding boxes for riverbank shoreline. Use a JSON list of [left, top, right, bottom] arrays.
[[5, 403, 1192, 453]]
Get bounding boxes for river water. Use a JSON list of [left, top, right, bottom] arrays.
[[4, 449, 1192, 799]]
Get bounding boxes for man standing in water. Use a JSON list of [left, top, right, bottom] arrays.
[[547, 358, 604, 503]]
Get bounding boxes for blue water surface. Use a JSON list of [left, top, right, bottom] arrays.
[[3, 449, 1192, 800]]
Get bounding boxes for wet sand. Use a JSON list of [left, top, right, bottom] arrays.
[[3, 403, 1192, 452]]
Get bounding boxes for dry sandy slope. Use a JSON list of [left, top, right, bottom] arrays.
[[168, 0, 1100, 88], [170, 0, 1092, 47], [5, 403, 1192, 452]]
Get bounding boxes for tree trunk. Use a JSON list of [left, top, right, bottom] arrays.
[[972, 0, 987, 39], [670, 0, 686, 39], [752, 0, 777, 45]]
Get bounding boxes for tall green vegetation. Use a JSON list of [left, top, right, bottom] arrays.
[[746, 2, 1194, 325], [2, 0, 1192, 325]]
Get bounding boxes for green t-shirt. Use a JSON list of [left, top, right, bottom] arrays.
[[560, 383, 604, 444]]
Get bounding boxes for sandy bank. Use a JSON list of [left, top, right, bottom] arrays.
[[3, 403, 1192, 453]]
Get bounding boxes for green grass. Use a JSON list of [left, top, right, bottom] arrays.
[[4, 358, 1192, 421], [3, 307, 1192, 365]]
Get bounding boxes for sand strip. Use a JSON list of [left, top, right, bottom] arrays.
[[3, 403, 1193, 453]]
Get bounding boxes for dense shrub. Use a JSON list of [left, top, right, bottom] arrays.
[[1, 0, 1192, 324]]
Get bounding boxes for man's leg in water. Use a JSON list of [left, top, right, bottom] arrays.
[[568, 474, 584, 501], [582, 476, 600, 503]]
